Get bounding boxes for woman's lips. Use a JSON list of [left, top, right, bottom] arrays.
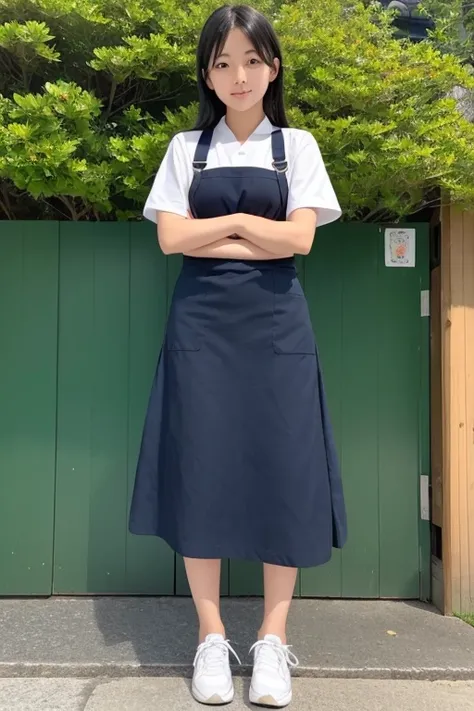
[[231, 90, 251, 98]]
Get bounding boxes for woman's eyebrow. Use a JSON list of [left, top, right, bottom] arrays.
[[216, 49, 258, 59]]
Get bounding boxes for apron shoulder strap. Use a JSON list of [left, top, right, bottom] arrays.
[[271, 128, 289, 220], [193, 128, 213, 171], [271, 129, 288, 173]]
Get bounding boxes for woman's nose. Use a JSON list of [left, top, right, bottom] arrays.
[[234, 66, 247, 84]]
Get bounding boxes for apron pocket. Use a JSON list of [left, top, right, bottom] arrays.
[[166, 308, 202, 351], [272, 272, 316, 355]]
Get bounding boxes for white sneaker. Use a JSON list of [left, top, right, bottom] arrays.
[[191, 633, 241, 705], [249, 634, 299, 708]]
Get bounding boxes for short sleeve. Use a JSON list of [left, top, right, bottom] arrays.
[[143, 134, 191, 223], [287, 131, 342, 226]]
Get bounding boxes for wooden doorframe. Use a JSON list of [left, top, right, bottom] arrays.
[[437, 202, 474, 615]]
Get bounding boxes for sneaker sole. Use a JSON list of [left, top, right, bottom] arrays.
[[249, 686, 292, 708], [192, 684, 234, 705]]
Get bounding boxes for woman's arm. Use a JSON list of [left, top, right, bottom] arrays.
[[157, 211, 243, 255], [157, 208, 316, 257], [237, 209, 318, 256], [185, 238, 290, 260]]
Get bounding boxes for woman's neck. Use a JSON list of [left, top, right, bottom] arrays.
[[224, 104, 266, 143]]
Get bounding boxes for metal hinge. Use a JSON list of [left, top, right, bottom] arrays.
[[420, 475, 430, 521], [421, 290, 430, 317]]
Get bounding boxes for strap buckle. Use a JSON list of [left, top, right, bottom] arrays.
[[272, 159, 288, 174], [192, 161, 207, 172]]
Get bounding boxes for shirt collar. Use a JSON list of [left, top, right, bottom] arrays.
[[214, 115, 273, 142]]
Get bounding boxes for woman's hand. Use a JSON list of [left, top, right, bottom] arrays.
[[234, 213, 254, 240], [156, 210, 244, 255]]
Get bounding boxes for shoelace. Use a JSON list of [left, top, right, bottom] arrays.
[[193, 638, 242, 671], [249, 639, 299, 670]]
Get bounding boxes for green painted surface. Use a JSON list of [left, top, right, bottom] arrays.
[[0, 221, 430, 598], [54, 223, 175, 594], [302, 223, 429, 598], [0, 222, 58, 595], [54, 223, 132, 593], [419, 229, 431, 602], [339, 226, 380, 598], [377, 228, 421, 598]]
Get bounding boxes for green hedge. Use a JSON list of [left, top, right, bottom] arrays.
[[0, 0, 474, 221]]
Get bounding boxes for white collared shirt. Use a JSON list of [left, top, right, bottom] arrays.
[[143, 115, 342, 226]]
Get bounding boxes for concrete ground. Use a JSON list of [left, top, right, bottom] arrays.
[[1, 598, 474, 709], [1, 678, 474, 711], [1, 598, 473, 679]]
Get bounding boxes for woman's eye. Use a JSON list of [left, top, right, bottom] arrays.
[[249, 58, 260, 65], [215, 62, 228, 69]]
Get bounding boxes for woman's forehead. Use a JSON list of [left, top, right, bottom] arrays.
[[214, 28, 257, 58]]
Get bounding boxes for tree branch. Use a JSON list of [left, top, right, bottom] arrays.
[[42, 198, 74, 221], [0, 195, 14, 219], [58, 195, 79, 220], [103, 79, 117, 123], [108, 83, 189, 118]]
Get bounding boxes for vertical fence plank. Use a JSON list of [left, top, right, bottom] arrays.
[[0, 222, 58, 595], [54, 222, 131, 593], [340, 226, 380, 598]]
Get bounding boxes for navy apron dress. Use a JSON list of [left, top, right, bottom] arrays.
[[129, 126, 347, 568]]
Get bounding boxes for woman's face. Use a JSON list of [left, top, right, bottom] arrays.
[[205, 28, 279, 112]]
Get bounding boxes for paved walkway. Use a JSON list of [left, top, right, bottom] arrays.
[[1, 678, 474, 711]]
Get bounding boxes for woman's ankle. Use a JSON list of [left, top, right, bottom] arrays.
[[199, 625, 226, 643], [257, 627, 287, 644]]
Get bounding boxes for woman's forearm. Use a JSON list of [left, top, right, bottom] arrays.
[[238, 213, 316, 256], [158, 211, 314, 257], [184, 238, 289, 260], [157, 211, 242, 254]]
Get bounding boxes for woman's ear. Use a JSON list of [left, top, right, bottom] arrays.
[[269, 57, 280, 82], [203, 67, 214, 91]]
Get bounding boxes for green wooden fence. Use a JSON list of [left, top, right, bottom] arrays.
[[0, 220, 430, 599]]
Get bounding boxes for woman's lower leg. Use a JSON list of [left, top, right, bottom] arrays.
[[258, 563, 298, 644], [184, 557, 225, 643]]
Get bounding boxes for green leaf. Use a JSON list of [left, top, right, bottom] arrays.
[[1, 0, 474, 219]]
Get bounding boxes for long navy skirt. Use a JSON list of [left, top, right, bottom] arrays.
[[129, 256, 347, 568]]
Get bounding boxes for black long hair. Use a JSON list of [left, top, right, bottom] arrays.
[[193, 5, 289, 130]]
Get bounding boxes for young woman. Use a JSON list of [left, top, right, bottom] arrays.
[[129, 4, 347, 707]]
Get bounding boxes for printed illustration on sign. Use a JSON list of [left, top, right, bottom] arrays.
[[384, 228, 416, 267]]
